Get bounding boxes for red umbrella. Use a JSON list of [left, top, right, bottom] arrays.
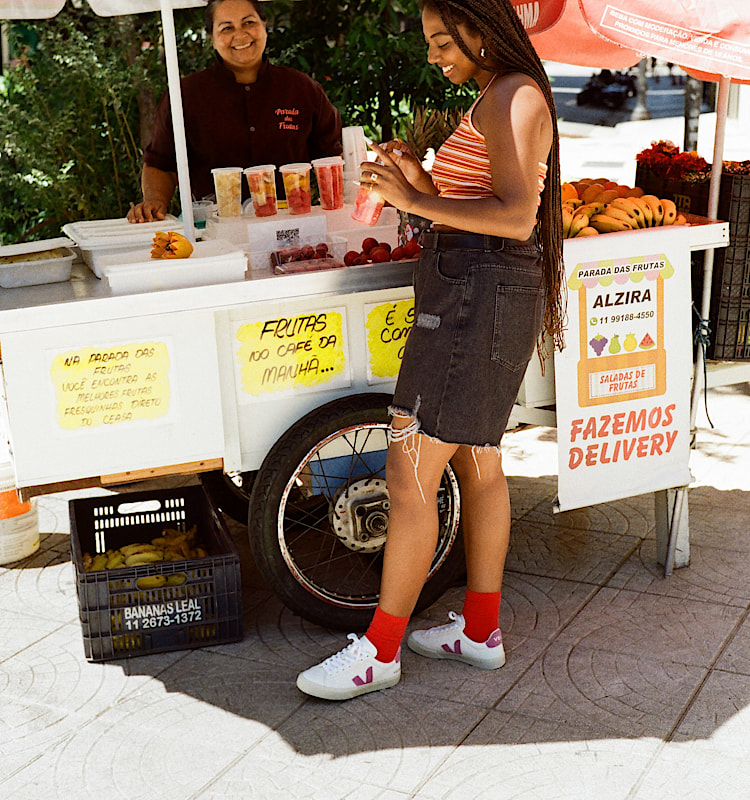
[[525, 0, 640, 69], [510, 0, 566, 36]]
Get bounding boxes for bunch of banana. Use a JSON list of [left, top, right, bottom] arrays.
[[562, 200, 606, 238], [589, 196, 686, 234], [82, 524, 208, 572]]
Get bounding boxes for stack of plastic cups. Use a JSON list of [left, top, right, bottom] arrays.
[[0, 461, 39, 565], [342, 126, 368, 206]]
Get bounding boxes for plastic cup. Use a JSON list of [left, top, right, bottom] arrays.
[[211, 167, 243, 217], [351, 183, 385, 226], [312, 156, 345, 210], [280, 162, 312, 215], [342, 126, 368, 175], [244, 165, 277, 217]]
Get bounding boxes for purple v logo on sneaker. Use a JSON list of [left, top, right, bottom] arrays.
[[441, 640, 462, 655], [487, 630, 503, 648], [352, 666, 373, 687]]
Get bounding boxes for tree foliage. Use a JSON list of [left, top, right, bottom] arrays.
[[0, 1, 474, 244]]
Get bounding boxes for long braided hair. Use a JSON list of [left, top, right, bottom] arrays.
[[422, 0, 565, 352]]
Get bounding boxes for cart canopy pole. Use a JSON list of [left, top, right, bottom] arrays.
[[689, 75, 731, 432], [160, 0, 195, 242]]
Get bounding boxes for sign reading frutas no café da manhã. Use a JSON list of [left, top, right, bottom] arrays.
[[554, 227, 693, 511]]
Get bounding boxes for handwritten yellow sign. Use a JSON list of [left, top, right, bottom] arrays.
[[50, 342, 170, 430], [365, 299, 414, 380], [236, 310, 346, 396]]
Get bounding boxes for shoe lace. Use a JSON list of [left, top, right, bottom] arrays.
[[321, 633, 364, 674], [421, 611, 463, 640]]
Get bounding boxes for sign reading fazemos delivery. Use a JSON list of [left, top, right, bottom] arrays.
[[554, 227, 693, 512]]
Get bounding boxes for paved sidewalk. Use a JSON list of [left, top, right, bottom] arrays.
[[1, 380, 749, 800]]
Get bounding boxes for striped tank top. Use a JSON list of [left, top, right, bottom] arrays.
[[431, 75, 547, 204]]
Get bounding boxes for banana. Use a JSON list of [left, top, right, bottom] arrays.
[[590, 214, 634, 233], [575, 201, 606, 219], [89, 553, 109, 572], [163, 549, 186, 562], [575, 226, 600, 237], [120, 542, 159, 557], [674, 213, 688, 225], [602, 205, 638, 226], [563, 199, 583, 210], [106, 550, 126, 569], [569, 212, 591, 238], [632, 197, 653, 227], [125, 550, 165, 566], [562, 206, 574, 238], [610, 197, 645, 227], [137, 575, 168, 590], [661, 198, 678, 225], [640, 195, 664, 226]]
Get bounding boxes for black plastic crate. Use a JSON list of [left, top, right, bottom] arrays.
[[636, 165, 750, 360], [710, 298, 750, 361], [70, 485, 242, 662]]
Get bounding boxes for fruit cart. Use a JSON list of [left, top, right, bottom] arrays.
[[0, 206, 729, 631]]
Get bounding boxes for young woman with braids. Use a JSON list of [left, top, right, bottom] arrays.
[[297, 0, 564, 700]]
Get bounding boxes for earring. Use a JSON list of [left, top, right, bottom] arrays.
[[480, 46, 486, 59]]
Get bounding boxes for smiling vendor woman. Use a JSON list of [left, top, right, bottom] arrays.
[[127, 0, 342, 223]]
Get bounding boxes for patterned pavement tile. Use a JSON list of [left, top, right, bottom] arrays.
[[495, 642, 708, 740], [0, 691, 265, 800], [416, 715, 661, 800], [670, 669, 750, 753], [608, 537, 750, 606], [506, 517, 642, 584], [632, 744, 750, 799], [676, 486, 750, 550], [552, 587, 742, 667], [506, 474, 558, 521], [206, 693, 484, 797], [714, 614, 750, 676], [0, 555, 79, 623], [524, 491, 655, 538]]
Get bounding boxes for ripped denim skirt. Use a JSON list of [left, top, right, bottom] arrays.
[[390, 229, 546, 448]]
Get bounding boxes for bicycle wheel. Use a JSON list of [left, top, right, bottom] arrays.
[[248, 393, 464, 630]]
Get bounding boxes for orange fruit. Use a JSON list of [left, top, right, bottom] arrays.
[[561, 182, 579, 202], [581, 183, 605, 203]]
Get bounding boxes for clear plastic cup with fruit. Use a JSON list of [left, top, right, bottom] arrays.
[[244, 165, 277, 217], [280, 163, 312, 215]]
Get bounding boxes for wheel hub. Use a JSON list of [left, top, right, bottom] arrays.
[[331, 478, 390, 553]]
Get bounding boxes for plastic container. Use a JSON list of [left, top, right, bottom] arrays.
[[312, 156, 345, 210], [244, 165, 278, 217], [97, 239, 247, 295], [351, 182, 385, 226], [0, 244, 75, 288], [63, 217, 184, 278], [70, 484, 243, 662], [211, 167, 244, 217], [0, 461, 39, 565], [280, 163, 312, 215], [269, 235, 348, 274]]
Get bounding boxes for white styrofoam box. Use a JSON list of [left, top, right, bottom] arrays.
[[0, 238, 75, 288], [97, 238, 247, 295], [63, 216, 184, 277]]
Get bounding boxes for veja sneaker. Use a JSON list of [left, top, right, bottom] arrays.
[[296, 634, 401, 700], [407, 611, 506, 670]]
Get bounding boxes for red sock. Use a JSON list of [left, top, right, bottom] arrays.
[[365, 606, 409, 663], [462, 589, 501, 643]]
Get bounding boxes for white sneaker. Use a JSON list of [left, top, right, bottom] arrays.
[[296, 634, 401, 700], [407, 612, 506, 670]]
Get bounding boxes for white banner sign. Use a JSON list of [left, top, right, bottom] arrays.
[[554, 227, 693, 511]]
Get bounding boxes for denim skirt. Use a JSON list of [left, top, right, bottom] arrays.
[[391, 230, 545, 447]]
